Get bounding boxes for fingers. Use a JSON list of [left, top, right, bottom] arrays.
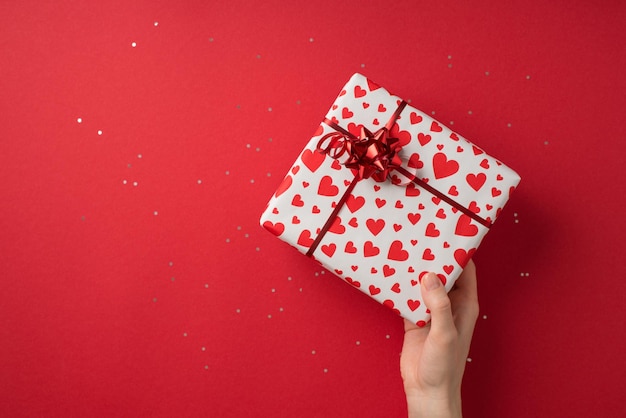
[[420, 272, 456, 343], [449, 259, 479, 338]]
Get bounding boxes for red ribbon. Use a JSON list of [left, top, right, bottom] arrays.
[[305, 100, 490, 258]]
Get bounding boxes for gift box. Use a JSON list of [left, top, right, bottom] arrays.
[[260, 73, 520, 326]]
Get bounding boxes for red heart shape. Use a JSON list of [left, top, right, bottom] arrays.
[[432, 153, 459, 179], [455, 215, 479, 237], [383, 265, 396, 277], [417, 133, 431, 146], [448, 185, 458, 196], [407, 213, 421, 225], [491, 187, 502, 197], [391, 283, 401, 293], [436, 208, 446, 219], [292, 216, 300, 224], [472, 145, 484, 155], [328, 216, 346, 234], [480, 159, 490, 169], [348, 217, 358, 227], [318, 175, 339, 196], [292, 165, 300, 174], [364, 241, 380, 257], [422, 248, 435, 260], [342, 107, 353, 119], [354, 85, 367, 98], [297, 230, 314, 247], [378, 103, 386, 112], [346, 194, 365, 213], [395, 200, 404, 208], [375, 198, 386, 208], [262, 221, 284, 236], [405, 183, 421, 197], [301, 149, 326, 173], [362, 102, 370, 109], [302, 181, 309, 188], [312, 205, 320, 213], [321, 243, 336, 257], [366, 218, 385, 236], [410, 112, 423, 124], [430, 121, 443, 132], [291, 194, 304, 207], [408, 153, 424, 169], [393, 223, 402, 232], [407, 299, 421, 311], [454, 248, 476, 267], [466, 173, 487, 191], [331, 159, 342, 170], [410, 239, 418, 246], [372, 118, 380, 125], [368, 285, 381, 296], [344, 241, 357, 253], [450, 133, 459, 141], [387, 240, 409, 261], [425, 222, 440, 237], [443, 265, 454, 275]]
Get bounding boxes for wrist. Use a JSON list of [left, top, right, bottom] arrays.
[[406, 391, 462, 418]]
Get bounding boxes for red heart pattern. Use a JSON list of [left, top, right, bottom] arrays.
[[260, 73, 521, 326]]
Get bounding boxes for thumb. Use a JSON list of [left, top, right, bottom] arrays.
[[421, 273, 455, 337]]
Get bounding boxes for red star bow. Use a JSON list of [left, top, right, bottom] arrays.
[[316, 124, 404, 181]]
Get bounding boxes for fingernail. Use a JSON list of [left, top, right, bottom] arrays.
[[423, 273, 441, 290]]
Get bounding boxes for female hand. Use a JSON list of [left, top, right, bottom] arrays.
[[400, 260, 479, 418]]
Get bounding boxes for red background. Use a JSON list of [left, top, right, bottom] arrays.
[[1, 1, 624, 417]]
